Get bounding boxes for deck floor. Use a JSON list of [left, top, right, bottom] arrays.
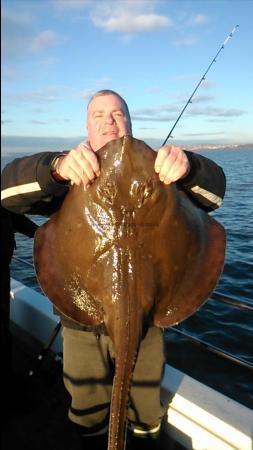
[[2, 326, 184, 450]]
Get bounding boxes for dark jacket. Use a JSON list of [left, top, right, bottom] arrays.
[[1, 205, 38, 325]]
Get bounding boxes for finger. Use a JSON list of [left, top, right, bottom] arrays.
[[154, 146, 171, 173], [73, 154, 97, 183], [163, 152, 189, 184], [57, 153, 90, 186], [67, 167, 84, 186], [76, 144, 100, 176], [158, 152, 177, 181], [163, 167, 181, 184], [65, 150, 96, 183], [83, 151, 100, 177]]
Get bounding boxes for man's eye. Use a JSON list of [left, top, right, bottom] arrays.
[[94, 113, 102, 119], [114, 112, 123, 117]]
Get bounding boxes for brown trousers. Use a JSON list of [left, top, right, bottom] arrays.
[[62, 326, 166, 433]]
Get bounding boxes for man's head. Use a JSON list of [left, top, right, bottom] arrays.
[[86, 90, 132, 151]]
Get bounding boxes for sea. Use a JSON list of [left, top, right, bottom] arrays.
[[1, 144, 253, 410]]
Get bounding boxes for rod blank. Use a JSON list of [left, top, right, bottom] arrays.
[[162, 25, 239, 146]]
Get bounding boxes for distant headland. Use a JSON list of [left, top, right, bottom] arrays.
[[182, 143, 253, 152]]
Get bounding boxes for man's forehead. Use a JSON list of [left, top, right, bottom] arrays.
[[88, 94, 125, 111]]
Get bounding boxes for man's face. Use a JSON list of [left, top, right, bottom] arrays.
[[87, 94, 132, 151]]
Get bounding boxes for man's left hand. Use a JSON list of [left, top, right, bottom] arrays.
[[154, 145, 190, 184]]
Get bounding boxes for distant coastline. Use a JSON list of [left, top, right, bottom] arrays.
[[182, 143, 253, 152], [1, 135, 252, 156]]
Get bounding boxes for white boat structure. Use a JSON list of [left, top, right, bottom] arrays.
[[10, 277, 253, 450]]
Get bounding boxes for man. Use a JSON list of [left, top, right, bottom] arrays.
[[1, 90, 226, 449]]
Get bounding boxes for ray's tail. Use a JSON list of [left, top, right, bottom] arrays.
[[107, 248, 144, 450]]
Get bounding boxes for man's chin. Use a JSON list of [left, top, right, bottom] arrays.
[[94, 134, 127, 151], [101, 134, 120, 148]]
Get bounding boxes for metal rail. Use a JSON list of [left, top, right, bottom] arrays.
[[210, 292, 253, 311], [169, 327, 253, 371], [12, 255, 34, 268]]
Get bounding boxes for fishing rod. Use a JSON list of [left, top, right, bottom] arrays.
[[162, 25, 239, 146]]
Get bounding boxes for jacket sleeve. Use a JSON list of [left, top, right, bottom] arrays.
[[1, 152, 70, 215], [179, 151, 226, 212]]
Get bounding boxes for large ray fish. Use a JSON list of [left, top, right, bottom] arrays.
[[34, 136, 226, 450]]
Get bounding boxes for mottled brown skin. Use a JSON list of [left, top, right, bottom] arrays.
[[34, 136, 226, 450]]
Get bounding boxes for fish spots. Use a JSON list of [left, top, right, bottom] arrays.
[[130, 178, 155, 208], [68, 274, 103, 321], [97, 180, 117, 205], [166, 305, 178, 317]]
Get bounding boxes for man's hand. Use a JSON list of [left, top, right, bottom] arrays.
[[154, 145, 190, 184], [54, 142, 100, 189]]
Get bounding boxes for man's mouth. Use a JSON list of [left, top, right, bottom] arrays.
[[103, 130, 118, 136]]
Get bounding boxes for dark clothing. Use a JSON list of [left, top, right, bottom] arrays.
[[1, 207, 16, 390], [1, 206, 38, 325], [0, 206, 38, 412]]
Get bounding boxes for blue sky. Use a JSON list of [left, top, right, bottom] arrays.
[[2, 0, 253, 147]]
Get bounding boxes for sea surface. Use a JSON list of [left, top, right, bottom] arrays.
[[1, 145, 253, 410]]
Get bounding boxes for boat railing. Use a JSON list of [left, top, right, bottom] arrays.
[[11, 255, 253, 371], [169, 327, 253, 371], [210, 291, 253, 311]]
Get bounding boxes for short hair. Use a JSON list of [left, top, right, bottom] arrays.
[[87, 89, 132, 129]]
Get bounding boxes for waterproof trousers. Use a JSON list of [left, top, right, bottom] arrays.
[[62, 326, 166, 435]]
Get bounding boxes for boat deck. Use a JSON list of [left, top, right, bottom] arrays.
[[1, 324, 184, 450]]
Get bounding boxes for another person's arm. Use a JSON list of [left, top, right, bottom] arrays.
[[10, 212, 38, 237]]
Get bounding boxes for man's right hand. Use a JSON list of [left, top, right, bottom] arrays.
[[53, 142, 100, 189]]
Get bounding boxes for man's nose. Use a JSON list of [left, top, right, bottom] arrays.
[[104, 113, 114, 124]]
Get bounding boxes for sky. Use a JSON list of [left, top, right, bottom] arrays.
[[2, 0, 253, 149]]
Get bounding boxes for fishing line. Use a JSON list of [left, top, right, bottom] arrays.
[[162, 25, 239, 146]]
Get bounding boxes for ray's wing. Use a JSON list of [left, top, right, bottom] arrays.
[[33, 138, 128, 326], [152, 188, 226, 327]]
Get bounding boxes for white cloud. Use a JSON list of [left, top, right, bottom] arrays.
[[173, 37, 198, 48], [53, 0, 91, 10], [183, 131, 224, 137], [192, 14, 209, 25], [188, 106, 246, 117], [178, 94, 215, 103], [79, 89, 97, 100], [53, 0, 172, 35], [132, 114, 177, 122], [132, 103, 180, 122], [127, 102, 246, 123], [29, 120, 47, 125], [32, 31, 60, 52], [2, 10, 60, 60], [92, 12, 171, 33], [5, 83, 113, 106], [32, 107, 50, 113], [8, 88, 61, 104], [90, 1, 172, 34]]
